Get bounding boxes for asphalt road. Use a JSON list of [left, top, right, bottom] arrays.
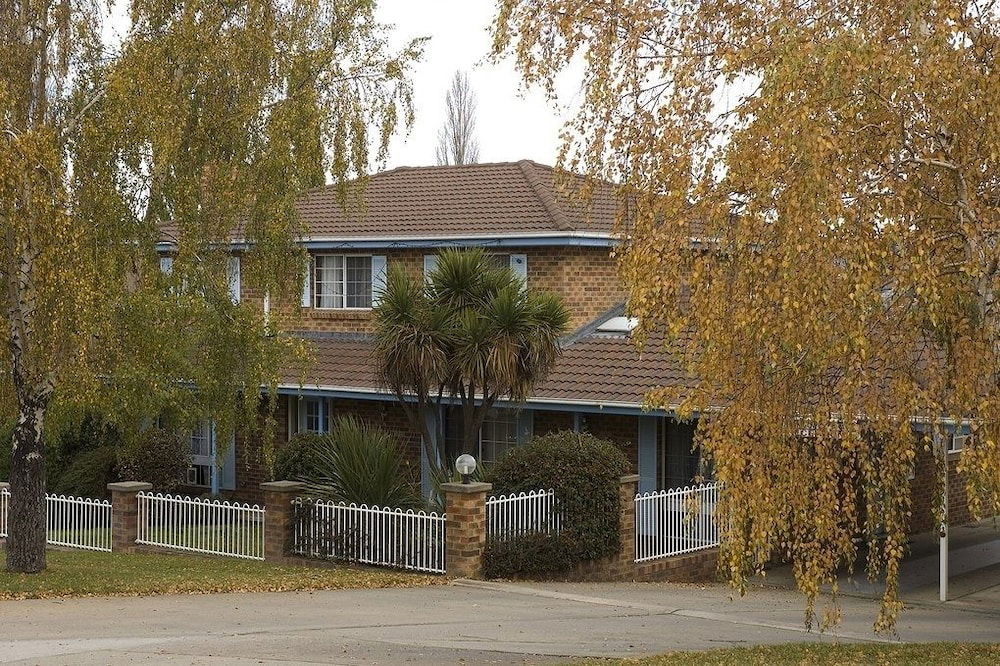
[[1, 575, 998, 665]]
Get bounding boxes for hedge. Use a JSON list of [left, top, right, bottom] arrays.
[[485, 430, 631, 577]]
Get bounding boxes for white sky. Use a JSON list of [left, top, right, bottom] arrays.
[[375, 1, 578, 169], [106, 1, 578, 170]]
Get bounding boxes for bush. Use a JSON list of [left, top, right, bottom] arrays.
[[302, 417, 420, 509], [485, 430, 631, 577], [118, 428, 190, 492], [274, 431, 325, 481], [482, 533, 578, 579], [50, 447, 118, 499]]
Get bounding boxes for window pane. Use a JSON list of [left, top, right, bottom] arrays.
[[190, 422, 210, 457], [305, 399, 321, 433], [487, 254, 511, 271], [479, 408, 518, 464], [345, 256, 372, 308], [314, 255, 344, 308]]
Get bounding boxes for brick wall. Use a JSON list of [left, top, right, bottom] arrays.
[[583, 413, 640, 470], [244, 246, 623, 335], [531, 410, 574, 436], [226, 395, 423, 503], [909, 448, 972, 534], [532, 410, 640, 470]]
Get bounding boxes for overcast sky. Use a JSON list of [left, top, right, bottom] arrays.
[[106, 1, 578, 171], [375, 1, 579, 170]]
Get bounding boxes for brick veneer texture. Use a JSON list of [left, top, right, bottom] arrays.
[[443, 482, 492, 579], [107, 482, 152, 553], [261, 481, 304, 562], [243, 246, 623, 335], [908, 448, 973, 534]]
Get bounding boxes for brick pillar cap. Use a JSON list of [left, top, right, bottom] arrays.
[[260, 480, 306, 492], [440, 481, 492, 494], [0, 481, 9, 491], [620, 474, 640, 484], [107, 481, 153, 492]]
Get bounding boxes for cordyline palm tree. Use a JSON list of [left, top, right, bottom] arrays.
[[373, 248, 569, 476]]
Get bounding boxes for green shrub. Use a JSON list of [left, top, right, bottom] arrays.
[[117, 428, 189, 492], [274, 431, 325, 481], [302, 417, 420, 509], [50, 447, 118, 499], [485, 430, 631, 577], [482, 533, 578, 579]]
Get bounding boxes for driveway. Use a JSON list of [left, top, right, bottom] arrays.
[[1, 575, 998, 665]]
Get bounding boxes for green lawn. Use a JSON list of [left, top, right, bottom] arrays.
[[572, 643, 1000, 665], [0, 548, 441, 600]]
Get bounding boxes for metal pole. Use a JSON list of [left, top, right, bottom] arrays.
[[937, 427, 948, 602]]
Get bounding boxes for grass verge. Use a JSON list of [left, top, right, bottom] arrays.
[[572, 642, 1000, 665], [0, 547, 442, 600]]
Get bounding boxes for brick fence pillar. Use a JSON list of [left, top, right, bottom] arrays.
[[107, 481, 152, 553], [261, 481, 305, 562], [617, 474, 640, 577], [442, 481, 492, 579]]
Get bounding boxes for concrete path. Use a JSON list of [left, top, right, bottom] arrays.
[[1, 575, 998, 665]]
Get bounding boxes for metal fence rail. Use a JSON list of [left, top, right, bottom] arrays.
[[292, 499, 446, 574], [634, 482, 720, 562], [486, 488, 560, 541], [137, 492, 264, 560], [0, 487, 112, 552], [46, 494, 113, 552]]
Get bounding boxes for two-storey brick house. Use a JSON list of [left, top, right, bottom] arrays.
[[166, 160, 977, 535]]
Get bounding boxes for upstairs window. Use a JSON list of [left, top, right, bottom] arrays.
[[314, 255, 372, 309]]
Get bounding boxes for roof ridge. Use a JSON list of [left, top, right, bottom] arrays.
[[517, 160, 574, 232]]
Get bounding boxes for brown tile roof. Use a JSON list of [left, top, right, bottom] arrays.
[[531, 331, 692, 407], [278, 314, 689, 409], [294, 160, 620, 239]]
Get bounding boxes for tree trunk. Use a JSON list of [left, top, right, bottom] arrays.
[[6, 388, 50, 573]]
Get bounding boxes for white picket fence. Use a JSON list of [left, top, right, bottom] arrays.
[[137, 492, 264, 560], [634, 482, 720, 562], [486, 488, 560, 541], [0, 487, 112, 552], [292, 499, 446, 574]]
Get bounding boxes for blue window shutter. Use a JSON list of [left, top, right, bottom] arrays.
[[159, 256, 173, 274], [227, 256, 241, 303], [371, 255, 387, 307], [638, 416, 658, 494], [510, 254, 528, 285], [221, 432, 236, 490], [423, 254, 438, 279], [301, 256, 311, 308], [296, 397, 307, 433]]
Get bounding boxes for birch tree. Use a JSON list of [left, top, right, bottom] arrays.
[[435, 71, 480, 165], [493, 0, 1000, 630], [0, 0, 422, 573]]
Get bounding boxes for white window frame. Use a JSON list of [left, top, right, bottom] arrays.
[[949, 432, 968, 454], [296, 396, 329, 434], [478, 407, 520, 465], [313, 254, 373, 310], [188, 421, 213, 487]]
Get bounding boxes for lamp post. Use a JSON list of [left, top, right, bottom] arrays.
[[456, 454, 477, 484]]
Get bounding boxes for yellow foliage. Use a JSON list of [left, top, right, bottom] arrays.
[[493, 0, 1000, 632]]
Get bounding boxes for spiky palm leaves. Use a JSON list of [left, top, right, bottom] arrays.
[[373, 248, 570, 465], [302, 416, 419, 509]]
